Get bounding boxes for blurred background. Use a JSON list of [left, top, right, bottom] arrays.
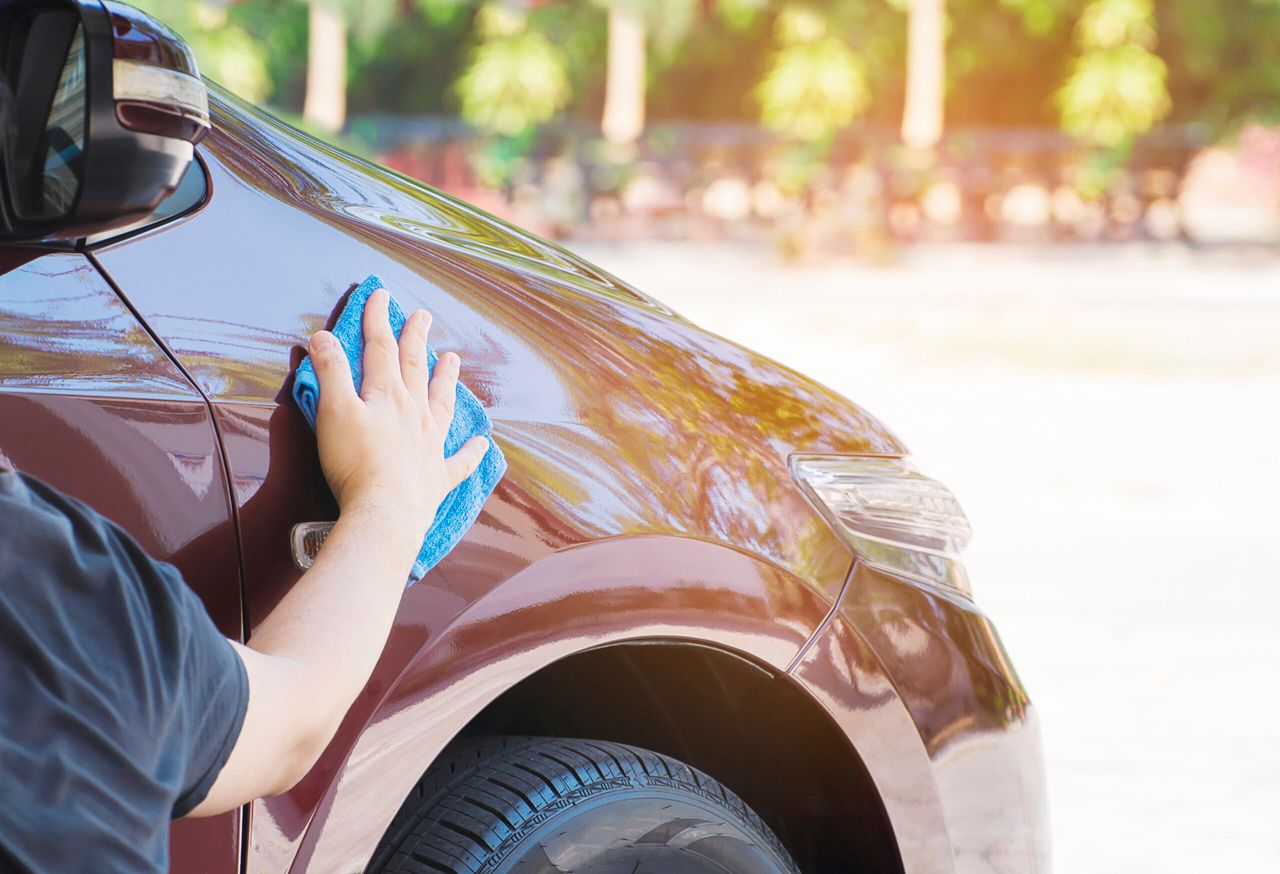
[[141, 1, 1279, 870]]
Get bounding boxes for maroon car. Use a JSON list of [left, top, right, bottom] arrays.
[[0, 3, 1047, 872]]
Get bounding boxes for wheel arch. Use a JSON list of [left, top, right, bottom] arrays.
[[281, 536, 911, 873], [439, 639, 906, 873]]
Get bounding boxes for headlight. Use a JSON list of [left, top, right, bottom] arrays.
[[790, 454, 973, 595]]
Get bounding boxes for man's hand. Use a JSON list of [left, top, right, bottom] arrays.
[[308, 289, 489, 559], [190, 292, 490, 816]]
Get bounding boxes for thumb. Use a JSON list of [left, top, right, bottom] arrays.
[[444, 436, 489, 489], [310, 331, 358, 416]]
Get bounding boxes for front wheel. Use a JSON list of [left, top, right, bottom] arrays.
[[369, 736, 801, 874]]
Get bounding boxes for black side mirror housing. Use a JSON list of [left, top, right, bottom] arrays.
[[0, 0, 208, 242]]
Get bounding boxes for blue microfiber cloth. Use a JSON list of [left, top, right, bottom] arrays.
[[292, 274, 506, 583]]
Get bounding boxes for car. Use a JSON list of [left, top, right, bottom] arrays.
[[0, 2, 1048, 872]]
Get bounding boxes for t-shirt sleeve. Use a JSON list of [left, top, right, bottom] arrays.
[[166, 566, 250, 818], [18, 470, 250, 820], [0, 470, 252, 871]]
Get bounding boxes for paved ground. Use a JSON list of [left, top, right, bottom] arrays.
[[572, 240, 1280, 873]]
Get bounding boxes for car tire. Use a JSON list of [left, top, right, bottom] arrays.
[[368, 736, 801, 874]]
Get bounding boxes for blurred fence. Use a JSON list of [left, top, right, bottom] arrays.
[[355, 116, 1279, 254]]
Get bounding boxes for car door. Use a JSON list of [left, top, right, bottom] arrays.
[[0, 250, 244, 874]]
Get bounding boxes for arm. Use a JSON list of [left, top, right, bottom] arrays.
[[189, 289, 488, 815]]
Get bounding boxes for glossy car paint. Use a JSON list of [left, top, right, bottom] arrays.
[[0, 253, 243, 872], [1, 82, 1048, 873], [794, 564, 1049, 872], [93, 88, 888, 870]]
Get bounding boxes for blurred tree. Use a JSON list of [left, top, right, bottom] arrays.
[[1057, 0, 1170, 146], [130, 0, 271, 101], [454, 3, 570, 135], [303, 1, 348, 131], [135, 0, 1280, 157], [228, 0, 310, 108], [1162, 0, 1280, 134], [717, 0, 769, 30], [601, 2, 646, 144], [902, 0, 945, 149], [947, 0, 1071, 126], [530, 1, 610, 116], [755, 4, 870, 143], [299, 0, 470, 132], [591, 0, 698, 145], [454, 3, 570, 185], [643, 0, 771, 121], [299, 0, 403, 131], [999, 0, 1071, 35], [346, 0, 473, 114]]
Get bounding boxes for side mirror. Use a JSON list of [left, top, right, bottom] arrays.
[[0, 0, 209, 241]]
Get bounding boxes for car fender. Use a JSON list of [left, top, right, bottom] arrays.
[[789, 604, 960, 874], [264, 535, 840, 873]]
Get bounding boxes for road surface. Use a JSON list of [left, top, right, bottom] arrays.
[[573, 239, 1280, 874]]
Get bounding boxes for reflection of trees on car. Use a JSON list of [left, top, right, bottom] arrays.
[[174, 87, 880, 594]]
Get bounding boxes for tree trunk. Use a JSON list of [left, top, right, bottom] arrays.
[[602, 5, 646, 145], [303, 1, 347, 133], [902, 0, 945, 149]]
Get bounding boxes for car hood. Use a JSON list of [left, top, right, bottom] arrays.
[[197, 88, 900, 441], [95, 86, 905, 594]]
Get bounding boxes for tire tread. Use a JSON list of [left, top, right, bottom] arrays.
[[369, 736, 798, 874]]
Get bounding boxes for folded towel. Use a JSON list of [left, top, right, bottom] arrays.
[[292, 274, 506, 583]]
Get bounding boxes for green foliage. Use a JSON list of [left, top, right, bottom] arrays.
[[946, 0, 1071, 125], [347, 2, 473, 114], [228, 0, 309, 107], [470, 127, 536, 188], [236, 0, 473, 112], [1057, 0, 1170, 146], [646, 2, 772, 120], [716, 0, 769, 31], [756, 5, 870, 142], [454, 4, 570, 136], [770, 141, 829, 194], [419, 0, 471, 28], [589, 0, 699, 57], [1058, 43, 1169, 145], [1068, 145, 1129, 199], [305, 0, 469, 45], [1000, 0, 1072, 36], [318, 0, 399, 46], [122, 0, 1280, 147], [1164, 0, 1280, 133], [1076, 0, 1156, 47], [528, 2, 609, 115], [130, 0, 271, 101]]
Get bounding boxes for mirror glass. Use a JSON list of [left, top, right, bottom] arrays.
[[38, 23, 86, 218], [2, 9, 87, 223]]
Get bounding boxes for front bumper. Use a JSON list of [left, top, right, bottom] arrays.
[[836, 564, 1050, 873]]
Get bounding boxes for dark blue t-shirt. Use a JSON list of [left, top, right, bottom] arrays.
[[0, 470, 248, 873]]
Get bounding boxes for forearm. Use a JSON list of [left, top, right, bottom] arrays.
[[190, 512, 420, 816], [248, 505, 419, 749], [188, 292, 489, 815]]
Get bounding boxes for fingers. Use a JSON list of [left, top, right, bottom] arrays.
[[427, 350, 459, 426], [398, 309, 432, 400], [309, 331, 357, 416], [444, 435, 489, 489], [360, 289, 399, 396]]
